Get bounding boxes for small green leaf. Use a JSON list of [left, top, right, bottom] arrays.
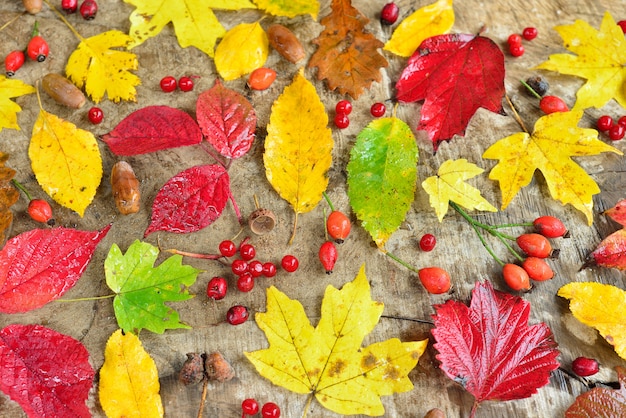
[[105, 240, 202, 334], [347, 117, 418, 249]]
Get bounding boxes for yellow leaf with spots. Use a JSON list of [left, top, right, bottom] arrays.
[[214, 22, 268, 81], [535, 12, 626, 110], [263, 70, 333, 243], [384, 0, 455, 57], [245, 264, 427, 416], [0, 76, 35, 132], [99, 329, 163, 417], [422, 158, 496, 222], [29, 108, 102, 216], [66, 30, 140, 103], [559, 282, 626, 360], [482, 110, 621, 225], [253, 0, 318, 19]]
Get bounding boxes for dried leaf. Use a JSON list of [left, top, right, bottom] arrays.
[[0, 153, 19, 245], [253, 0, 319, 19], [308, 0, 388, 99], [215, 22, 269, 80], [0, 75, 35, 132], [245, 265, 427, 416], [565, 366, 626, 417]]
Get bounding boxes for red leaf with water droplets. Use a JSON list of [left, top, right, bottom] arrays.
[[565, 366, 626, 417], [0, 225, 111, 313], [196, 80, 256, 159], [102, 105, 202, 156], [0, 324, 94, 417], [396, 34, 505, 150], [605, 199, 626, 227], [431, 281, 559, 410], [583, 200, 626, 270], [145, 164, 230, 236]]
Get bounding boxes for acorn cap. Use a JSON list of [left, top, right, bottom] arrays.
[[248, 208, 276, 235]]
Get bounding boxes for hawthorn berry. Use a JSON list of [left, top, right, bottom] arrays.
[[226, 305, 249, 325], [261, 402, 281, 418], [239, 243, 256, 261], [370, 102, 386, 117], [178, 76, 194, 92], [207, 277, 228, 300], [319, 241, 338, 274], [334, 113, 350, 129], [539, 95, 568, 114], [326, 210, 351, 243], [619, 116, 626, 127], [88, 107, 104, 124], [522, 27, 538, 40], [27, 35, 49, 62], [533, 215, 568, 238], [419, 233, 436, 252], [522, 257, 554, 281], [608, 123, 625, 141], [508, 43, 524, 57], [262, 262, 277, 278], [418, 267, 451, 294], [517, 233, 553, 258], [248, 260, 264, 278], [219, 240, 237, 257], [237, 273, 255, 292], [247, 68, 276, 90], [618, 20, 626, 34], [28, 199, 54, 225], [4, 50, 25, 77], [380, 2, 399, 26], [502, 263, 531, 291], [507, 33, 522, 45], [62, 0, 78, 13], [80, 0, 98, 20], [231, 259, 249, 275], [241, 398, 259, 416], [597, 115, 613, 131], [572, 356, 599, 377], [160, 76, 177, 93], [335, 100, 352, 115], [281, 254, 299, 272]]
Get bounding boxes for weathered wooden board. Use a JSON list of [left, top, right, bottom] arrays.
[[0, 0, 624, 417]]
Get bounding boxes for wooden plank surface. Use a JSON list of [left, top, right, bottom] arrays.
[[0, 0, 624, 417]]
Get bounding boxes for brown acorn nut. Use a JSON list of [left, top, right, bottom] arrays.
[[424, 408, 446, 418], [267, 24, 306, 64], [23, 0, 43, 13], [204, 351, 234, 382], [111, 161, 141, 215], [41, 73, 86, 109]]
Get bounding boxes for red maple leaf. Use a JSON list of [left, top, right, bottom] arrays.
[[396, 34, 505, 150], [431, 281, 560, 417]]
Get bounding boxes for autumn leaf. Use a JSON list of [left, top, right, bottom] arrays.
[[432, 281, 560, 415], [145, 164, 231, 236], [99, 329, 163, 417], [124, 0, 255, 57], [482, 110, 622, 225], [535, 12, 626, 110], [0, 324, 94, 418], [214, 22, 269, 81], [308, 0, 388, 99], [0, 225, 111, 313], [396, 33, 505, 150], [583, 200, 626, 269], [253, 0, 318, 19], [245, 264, 427, 416], [29, 107, 102, 216], [0, 153, 19, 245], [105, 240, 201, 334], [604, 199, 626, 227], [0, 75, 35, 132], [565, 366, 626, 417], [347, 116, 418, 249], [102, 105, 202, 156], [66, 30, 140, 103], [384, 0, 455, 57], [197, 80, 256, 159], [422, 158, 496, 221], [264, 70, 333, 244], [558, 282, 626, 361]]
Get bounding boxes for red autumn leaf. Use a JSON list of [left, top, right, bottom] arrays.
[[605, 199, 626, 227], [431, 281, 559, 416], [583, 200, 626, 270], [0, 324, 94, 417], [0, 225, 111, 313], [102, 105, 202, 156], [196, 79, 256, 159], [565, 366, 626, 417], [145, 164, 230, 236], [396, 34, 505, 150]]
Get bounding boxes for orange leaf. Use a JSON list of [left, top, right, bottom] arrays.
[[308, 0, 388, 99], [0, 152, 19, 246]]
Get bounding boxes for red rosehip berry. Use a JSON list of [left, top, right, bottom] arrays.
[[334, 113, 349, 129], [517, 233, 553, 258], [335, 100, 352, 115], [597, 115, 613, 131], [608, 123, 625, 141], [281, 255, 299, 272], [28, 199, 54, 225], [418, 267, 451, 294], [79, 0, 98, 20], [572, 356, 599, 377], [160, 76, 177, 93], [522, 257, 554, 281], [178, 76, 194, 92], [522, 27, 538, 41], [370, 102, 386, 117], [326, 210, 351, 243], [539, 95, 569, 114], [88, 107, 104, 124], [27, 36, 49, 62], [207, 277, 227, 300], [380, 2, 399, 26], [226, 305, 249, 325], [419, 233, 437, 252], [319, 241, 338, 274], [533, 215, 568, 238], [4, 50, 25, 77], [62, 0, 78, 13], [248, 68, 276, 90], [509, 43, 525, 57], [502, 263, 531, 291]]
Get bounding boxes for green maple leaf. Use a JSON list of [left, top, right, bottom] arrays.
[[105, 240, 202, 334]]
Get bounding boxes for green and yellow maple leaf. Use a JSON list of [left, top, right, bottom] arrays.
[[104, 240, 202, 334], [535, 11, 626, 110], [422, 158, 496, 222], [123, 0, 256, 57], [0, 76, 35, 132], [245, 265, 427, 416], [482, 110, 621, 225], [66, 30, 140, 103]]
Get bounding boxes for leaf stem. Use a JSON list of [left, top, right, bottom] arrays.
[[322, 191, 335, 211], [197, 378, 209, 418], [384, 251, 420, 274], [381, 314, 434, 325], [301, 393, 314, 418], [11, 179, 33, 201], [228, 190, 242, 223], [288, 211, 298, 245], [42, 0, 85, 42], [520, 79, 542, 100], [56, 294, 116, 302], [166, 248, 222, 260], [199, 142, 227, 169]]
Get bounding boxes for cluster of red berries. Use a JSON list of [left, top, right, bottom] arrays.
[[380, 2, 400, 26], [332, 100, 388, 129], [507, 27, 538, 57], [597, 114, 626, 141], [62, 0, 98, 20], [241, 398, 280, 418], [160, 75, 195, 93], [4, 23, 49, 77]]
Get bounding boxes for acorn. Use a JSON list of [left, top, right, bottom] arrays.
[[248, 195, 276, 235]]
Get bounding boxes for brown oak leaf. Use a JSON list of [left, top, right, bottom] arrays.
[[308, 0, 388, 99]]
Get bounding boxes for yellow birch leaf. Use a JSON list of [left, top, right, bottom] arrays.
[[263, 69, 333, 243], [482, 110, 621, 225], [99, 329, 164, 418], [0, 76, 35, 132], [214, 22, 269, 81], [66, 30, 140, 103], [558, 282, 626, 360], [384, 0, 455, 57], [245, 265, 427, 416], [422, 158, 496, 221], [252, 0, 319, 19], [28, 108, 102, 216]]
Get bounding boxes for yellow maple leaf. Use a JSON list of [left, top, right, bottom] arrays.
[[482, 110, 621, 225], [422, 158, 496, 221], [535, 12, 626, 110], [384, 0, 455, 57], [253, 0, 319, 19], [99, 329, 164, 417], [264, 69, 333, 244], [28, 100, 102, 216], [124, 0, 255, 57], [214, 22, 268, 81], [245, 265, 427, 416], [0, 75, 35, 132], [66, 30, 140, 103], [558, 282, 626, 360]]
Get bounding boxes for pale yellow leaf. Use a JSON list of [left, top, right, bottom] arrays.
[[214, 22, 269, 81], [0, 76, 35, 132]]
